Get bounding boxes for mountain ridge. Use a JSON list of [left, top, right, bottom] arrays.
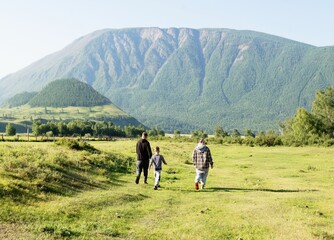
[[1, 28, 334, 132]]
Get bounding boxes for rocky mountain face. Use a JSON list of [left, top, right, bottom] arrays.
[[1, 28, 334, 132]]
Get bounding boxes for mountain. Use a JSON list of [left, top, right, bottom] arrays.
[[0, 28, 334, 133], [0, 78, 143, 132], [28, 78, 111, 107], [3, 91, 38, 107]]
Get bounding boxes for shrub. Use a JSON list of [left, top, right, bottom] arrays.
[[55, 139, 100, 153]]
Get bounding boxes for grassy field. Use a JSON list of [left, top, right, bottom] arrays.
[[0, 104, 138, 133], [1, 105, 127, 120], [0, 140, 333, 239]]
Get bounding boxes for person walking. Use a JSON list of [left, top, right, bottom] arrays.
[[135, 132, 152, 184], [192, 138, 213, 190], [149, 146, 167, 190]]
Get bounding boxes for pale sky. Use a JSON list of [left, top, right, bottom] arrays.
[[1, 0, 333, 79]]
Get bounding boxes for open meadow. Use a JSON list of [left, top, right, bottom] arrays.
[[0, 139, 333, 239]]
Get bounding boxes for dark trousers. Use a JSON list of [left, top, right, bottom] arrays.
[[136, 160, 149, 182]]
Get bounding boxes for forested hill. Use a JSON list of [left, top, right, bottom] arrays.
[[28, 78, 111, 107], [0, 28, 334, 132], [3, 91, 38, 108]]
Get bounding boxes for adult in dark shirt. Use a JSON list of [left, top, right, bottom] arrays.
[[135, 132, 152, 184]]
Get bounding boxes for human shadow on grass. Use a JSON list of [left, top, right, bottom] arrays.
[[203, 187, 319, 193], [163, 186, 318, 193]]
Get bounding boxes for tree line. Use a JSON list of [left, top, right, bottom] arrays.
[[189, 87, 334, 146], [29, 120, 151, 138], [3, 87, 334, 146]]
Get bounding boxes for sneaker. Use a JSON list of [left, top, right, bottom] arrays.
[[135, 178, 139, 184], [144, 181, 148, 184], [201, 184, 205, 190], [195, 182, 199, 190], [154, 186, 158, 190]]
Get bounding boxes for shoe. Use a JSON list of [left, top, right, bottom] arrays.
[[195, 182, 199, 190], [135, 177, 139, 184], [144, 181, 148, 184], [154, 186, 158, 190], [201, 184, 205, 189]]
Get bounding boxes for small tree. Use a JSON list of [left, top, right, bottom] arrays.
[[245, 129, 255, 138], [311, 86, 334, 136], [148, 126, 165, 137], [214, 126, 228, 138], [5, 123, 16, 136], [231, 129, 241, 138], [174, 129, 181, 138], [32, 120, 42, 136], [282, 108, 321, 146], [191, 129, 208, 139]]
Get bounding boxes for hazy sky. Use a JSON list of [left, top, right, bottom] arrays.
[[1, 0, 333, 79]]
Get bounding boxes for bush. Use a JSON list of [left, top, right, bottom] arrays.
[[55, 139, 100, 153], [5, 123, 16, 136]]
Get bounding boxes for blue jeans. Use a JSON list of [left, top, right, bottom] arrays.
[[154, 170, 162, 187], [194, 168, 209, 187]]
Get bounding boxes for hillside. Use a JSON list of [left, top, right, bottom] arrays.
[[2, 91, 38, 107], [28, 78, 111, 107], [0, 28, 334, 132], [0, 79, 143, 133]]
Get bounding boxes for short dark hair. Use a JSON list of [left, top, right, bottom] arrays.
[[155, 146, 160, 152], [142, 132, 148, 137]]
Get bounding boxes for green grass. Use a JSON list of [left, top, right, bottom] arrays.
[[1, 104, 127, 122], [0, 140, 333, 239]]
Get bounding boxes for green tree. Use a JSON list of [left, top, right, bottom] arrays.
[[124, 125, 145, 138], [253, 131, 280, 146], [148, 126, 165, 137], [5, 123, 16, 136], [174, 129, 181, 138], [245, 129, 255, 138], [32, 120, 42, 136], [283, 108, 321, 146], [311, 86, 334, 137], [214, 126, 228, 138], [231, 129, 241, 138], [191, 129, 208, 139], [57, 122, 69, 136]]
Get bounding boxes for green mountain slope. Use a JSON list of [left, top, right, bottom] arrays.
[[28, 78, 111, 107], [0, 28, 334, 132], [3, 91, 38, 107]]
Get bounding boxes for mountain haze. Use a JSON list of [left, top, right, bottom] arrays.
[[1, 28, 334, 132]]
